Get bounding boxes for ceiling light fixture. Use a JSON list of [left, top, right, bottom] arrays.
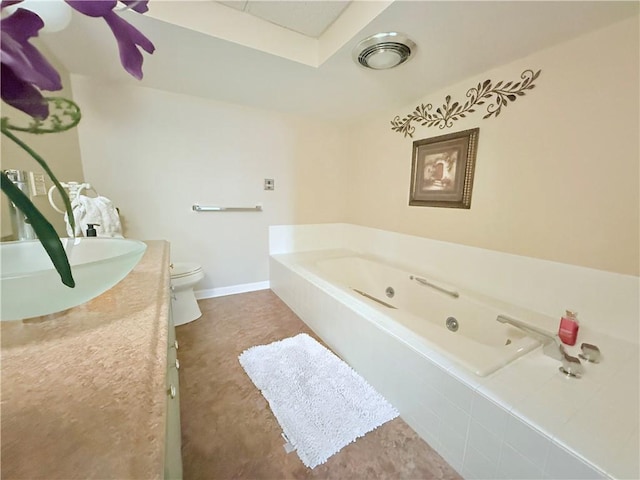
[[353, 32, 416, 70]]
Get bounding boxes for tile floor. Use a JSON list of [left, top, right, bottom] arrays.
[[176, 289, 461, 479]]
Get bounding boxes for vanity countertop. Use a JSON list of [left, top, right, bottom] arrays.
[[1, 240, 170, 479]]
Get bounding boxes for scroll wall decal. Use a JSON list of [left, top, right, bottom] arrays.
[[391, 69, 541, 138]]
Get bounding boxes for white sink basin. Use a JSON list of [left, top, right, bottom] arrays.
[[1, 238, 147, 321]]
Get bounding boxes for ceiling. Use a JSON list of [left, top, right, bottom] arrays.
[[216, 1, 351, 38], [41, 1, 638, 122]]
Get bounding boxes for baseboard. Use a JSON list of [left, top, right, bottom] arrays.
[[195, 281, 270, 300]]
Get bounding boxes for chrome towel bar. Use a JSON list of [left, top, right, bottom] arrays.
[[192, 204, 262, 212]]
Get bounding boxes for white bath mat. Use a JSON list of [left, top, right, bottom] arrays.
[[238, 333, 399, 469]]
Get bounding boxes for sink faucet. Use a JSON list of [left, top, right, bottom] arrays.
[[496, 314, 583, 377], [3, 170, 36, 241]]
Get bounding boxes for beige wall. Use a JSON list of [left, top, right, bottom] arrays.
[[1, 42, 85, 239], [345, 17, 639, 276], [67, 15, 638, 290], [70, 77, 348, 289]]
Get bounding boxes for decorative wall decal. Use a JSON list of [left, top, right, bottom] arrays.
[[409, 128, 479, 209], [391, 69, 541, 138]]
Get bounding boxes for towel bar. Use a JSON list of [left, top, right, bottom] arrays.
[[192, 204, 262, 212]]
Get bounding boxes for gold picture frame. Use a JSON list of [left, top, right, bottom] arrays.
[[409, 128, 479, 209]]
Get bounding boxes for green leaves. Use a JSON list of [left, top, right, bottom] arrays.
[[1, 172, 74, 287], [1, 126, 75, 235], [3, 97, 81, 134], [1, 97, 79, 288]]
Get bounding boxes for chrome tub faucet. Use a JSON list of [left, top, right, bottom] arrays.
[[497, 314, 563, 360], [559, 349, 583, 378], [496, 314, 583, 377]]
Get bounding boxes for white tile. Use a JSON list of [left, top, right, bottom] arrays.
[[440, 373, 475, 413], [471, 391, 510, 435], [439, 423, 466, 473], [403, 396, 441, 436], [416, 403, 442, 437], [467, 419, 503, 465], [497, 443, 544, 480], [555, 395, 637, 471], [402, 350, 433, 378], [477, 373, 530, 409], [420, 361, 450, 395], [403, 411, 441, 450], [422, 360, 451, 388], [504, 353, 560, 386], [544, 442, 606, 479], [609, 430, 639, 480], [537, 373, 602, 412], [438, 397, 470, 438], [463, 445, 498, 480], [420, 382, 446, 413], [583, 382, 640, 423], [503, 413, 551, 466], [511, 394, 573, 439], [553, 423, 620, 478], [422, 347, 458, 372], [446, 363, 484, 390]]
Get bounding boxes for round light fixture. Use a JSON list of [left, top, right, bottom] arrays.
[[353, 32, 416, 70]]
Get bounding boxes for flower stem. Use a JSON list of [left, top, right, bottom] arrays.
[[1, 126, 75, 233], [1, 172, 75, 288]]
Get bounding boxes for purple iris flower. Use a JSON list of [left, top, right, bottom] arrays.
[[65, 1, 155, 80], [0, 0, 154, 119], [0, 1, 23, 8], [0, 8, 62, 118], [66, 1, 155, 80]]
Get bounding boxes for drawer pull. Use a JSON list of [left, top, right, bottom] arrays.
[[175, 358, 180, 370], [174, 340, 179, 350], [168, 385, 177, 398]]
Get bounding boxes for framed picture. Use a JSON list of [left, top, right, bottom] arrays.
[[409, 128, 479, 209]]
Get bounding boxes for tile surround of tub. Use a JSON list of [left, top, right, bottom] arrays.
[[269, 230, 640, 480], [268, 223, 349, 255], [270, 258, 618, 478], [269, 223, 639, 343]]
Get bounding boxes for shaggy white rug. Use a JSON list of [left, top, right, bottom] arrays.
[[238, 333, 398, 469]]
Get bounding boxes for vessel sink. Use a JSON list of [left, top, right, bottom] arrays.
[[1, 237, 147, 321]]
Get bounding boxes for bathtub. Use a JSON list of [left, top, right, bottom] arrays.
[[301, 253, 544, 376], [270, 228, 638, 479]]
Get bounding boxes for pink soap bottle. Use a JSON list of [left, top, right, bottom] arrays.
[[558, 310, 579, 346]]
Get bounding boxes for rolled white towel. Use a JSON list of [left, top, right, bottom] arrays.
[[64, 195, 123, 237]]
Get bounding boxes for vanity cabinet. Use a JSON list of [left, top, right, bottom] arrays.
[[164, 305, 183, 479], [1, 241, 180, 479]]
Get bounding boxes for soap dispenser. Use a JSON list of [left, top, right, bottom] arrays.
[[86, 223, 100, 237], [558, 310, 579, 346]]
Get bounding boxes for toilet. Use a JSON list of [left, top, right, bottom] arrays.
[[170, 262, 204, 326]]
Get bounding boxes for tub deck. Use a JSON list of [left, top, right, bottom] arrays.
[[271, 249, 639, 479]]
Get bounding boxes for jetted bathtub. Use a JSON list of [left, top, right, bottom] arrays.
[[270, 242, 637, 479], [281, 251, 547, 376]]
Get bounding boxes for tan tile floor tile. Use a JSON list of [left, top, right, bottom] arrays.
[[177, 290, 461, 480]]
